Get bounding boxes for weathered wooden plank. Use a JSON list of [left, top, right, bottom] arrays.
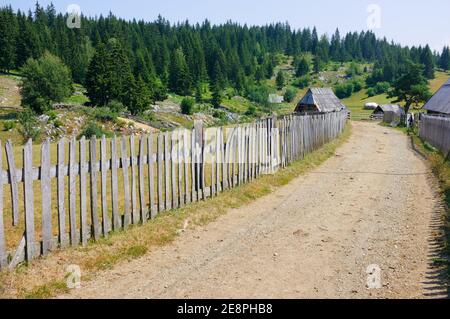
[[8, 235, 25, 270], [148, 133, 156, 218], [201, 130, 207, 199], [165, 133, 171, 210], [221, 128, 228, 190], [57, 138, 67, 247], [40, 139, 52, 254], [90, 136, 100, 241], [211, 130, 216, 197], [100, 136, 109, 235], [157, 133, 164, 212], [183, 130, 190, 204], [69, 136, 78, 245], [171, 131, 178, 209], [0, 141, 6, 268], [191, 129, 197, 202], [79, 137, 88, 246], [23, 140, 36, 261], [130, 134, 138, 224], [138, 134, 147, 223], [178, 131, 184, 207], [121, 136, 131, 228], [216, 128, 221, 193], [111, 136, 120, 230], [5, 140, 19, 226]]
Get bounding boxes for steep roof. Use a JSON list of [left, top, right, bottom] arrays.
[[374, 104, 405, 115], [295, 88, 347, 113], [424, 79, 450, 114]]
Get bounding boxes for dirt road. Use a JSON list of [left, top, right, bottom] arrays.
[[61, 122, 447, 299]]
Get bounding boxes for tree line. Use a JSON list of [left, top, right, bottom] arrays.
[[0, 3, 447, 115]]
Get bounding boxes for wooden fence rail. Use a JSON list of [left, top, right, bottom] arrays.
[[419, 115, 450, 156], [0, 111, 347, 270]]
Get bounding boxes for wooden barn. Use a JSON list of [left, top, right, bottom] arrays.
[[295, 88, 347, 114], [372, 104, 405, 124], [423, 78, 450, 116]]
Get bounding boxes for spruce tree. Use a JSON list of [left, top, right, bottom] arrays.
[[0, 6, 18, 72], [169, 48, 193, 95], [296, 57, 310, 77], [420, 45, 435, 79], [439, 46, 450, 71], [276, 70, 285, 90]]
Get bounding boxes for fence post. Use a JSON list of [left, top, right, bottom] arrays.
[[23, 139, 36, 261], [0, 140, 5, 268]]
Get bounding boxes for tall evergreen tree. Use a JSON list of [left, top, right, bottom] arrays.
[[439, 46, 450, 71], [420, 45, 435, 79], [169, 48, 193, 95], [0, 6, 18, 72]]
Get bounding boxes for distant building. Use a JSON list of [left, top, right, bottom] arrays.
[[423, 79, 450, 116], [268, 94, 284, 104], [364, 102, 379, 110], [294, 88, 347, 114], [372, 104, 405, 125]]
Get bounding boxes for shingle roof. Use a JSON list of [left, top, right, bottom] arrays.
[[376, 104, 405, 115], [424, 79, 450, 115], [295, 88, 347, 113]]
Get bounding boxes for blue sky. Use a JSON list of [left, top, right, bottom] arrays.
[[2, 0, 449, 52]]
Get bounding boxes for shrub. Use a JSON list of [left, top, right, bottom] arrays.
[[107, 100, 125, 113], [352, 80, 363, 93], [18, 109, 41, 141], [181, 97, 195, 115], [367, 87, 376, 97], [94, 107, 118, 123], [374, 81, 391, 95], [293, 76, 310, 89], [79, 122, 110, 139], [246, 84, 271, 106], [20, 52, 73, 114], [245, 105, 258, 117], [3, 120, 17, 131], [334, 82, 354, 99], [45, 110, 58, 121], [284, 87, 297, 103]]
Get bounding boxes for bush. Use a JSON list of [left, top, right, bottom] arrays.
[[107, 100, 125, 113], [18, 110, 41, 141], [374, 81, 391, 95], [352, 80, 363, 93], [284, 87, 297, 103], [79, 122, 110, 139], [334, 82, 354, 99], [367, 87, 376, 97], [293, 76, 310, 89], [3, 120, 17, 131], [246, 84, 271, 106], [45, 110, 58, 121], [20, 52, 73, 114], [181, 97, 195, 115], [245, 105, 258, 117], [94, 107, 118, 123]]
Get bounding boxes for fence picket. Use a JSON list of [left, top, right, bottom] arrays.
[[23, 140, 35, 260], [90, 137, 100, 241], [130, 135, 138, 224], [5, 141, 19, 226], [111, 137, 120, 230], [121, 136, 131, 228], [139, 135, 147, 223], [157, 133, 164, 212], [148, 134, 156, 218], [41, 139, 52, 253], [69, 136, 78, 245], [57, 138, 67, 247], [100, 136, 109, 235], [79, 137, 88, 245]]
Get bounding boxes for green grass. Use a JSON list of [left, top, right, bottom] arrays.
[[0, 122, 352, 298]]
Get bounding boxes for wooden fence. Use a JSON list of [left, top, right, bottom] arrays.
[[0, 111, 347, 270], [419, 115, 450, 156]]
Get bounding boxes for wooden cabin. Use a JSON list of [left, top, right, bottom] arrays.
[[295, 88, 347, 114], [372, 104, 406, 124], [423, 79, 450, 117]]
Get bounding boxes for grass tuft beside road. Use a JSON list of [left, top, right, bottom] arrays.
[[0, 123, 352, 299]]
